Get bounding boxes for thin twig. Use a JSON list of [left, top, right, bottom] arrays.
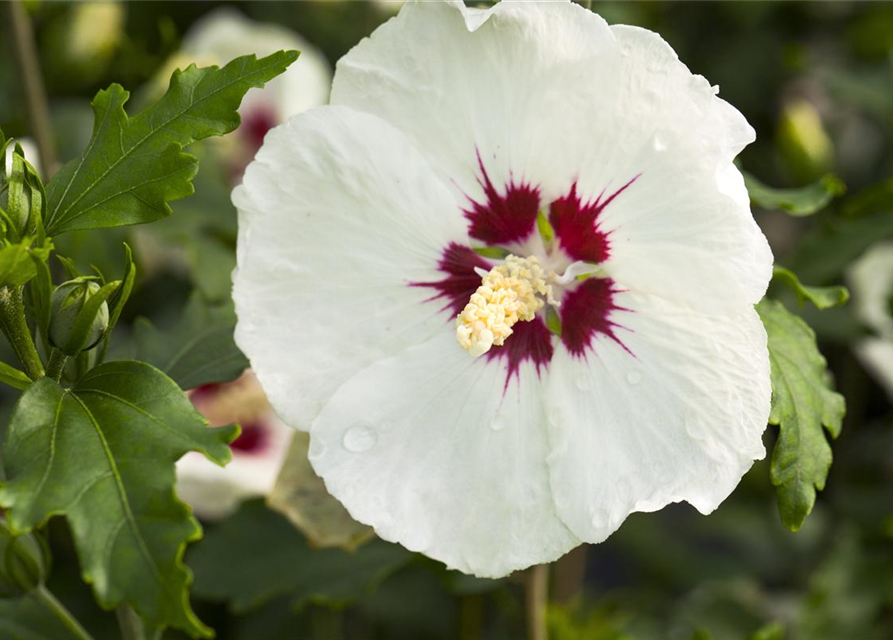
[[6, 0, 57, 179], [525, 564, 549, 640]]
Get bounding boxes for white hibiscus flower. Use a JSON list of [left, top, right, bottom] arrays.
[[232, 0, 773, 577], [176, 371, 291, 520], [847, 242, 893, 400]]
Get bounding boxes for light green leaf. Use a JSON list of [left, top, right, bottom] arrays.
[[0, 238, 52, 288], [744, 172, 845, 216], [0, 359, 31, 391], [0, 361, 240, 637], [134, 293, 248, 390], [772, 266, 849, 310], [188, 499, 411, 613], [45, 51, 298, 235], [756, 299, 845, 531]]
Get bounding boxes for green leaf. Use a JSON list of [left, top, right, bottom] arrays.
[[756, 299, 845, 531], [771, 266, 849, 310], [744, 172, 845, 216], [0, 595, 84, 640], [788, 211, 893, 284], [841, 177, 893, 219], [750, 621, 785, 640], [0, 359, 31, 391], [189, 499, 411, 613], [45, 51, 298, 235], [0, 361, 240, 636], [98, 243, 136, 364], [0, 238, 52, 288], [134, 293, 248, 390]]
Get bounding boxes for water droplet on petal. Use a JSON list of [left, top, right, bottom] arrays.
[[626, 370, 642, 385], [342, 425, 377, 453], [547, 409, 562, 427], [308, 437, 326, 461], [575, 375, 592, 391], [490, 413, 507, 431], [653, 133, 668, 151], [590, 508, 610, 529]]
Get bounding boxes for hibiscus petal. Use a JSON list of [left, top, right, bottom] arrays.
[[332, 2, 771, 311], [233, 106, 469, 427], [308, 332, 579, 578], [544, 290, 770, 543]]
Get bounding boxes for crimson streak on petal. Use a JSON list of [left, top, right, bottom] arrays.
[[560, 277, 630, 358], [549, 176, 639, 263], [464, 154, 541, 246], [487, 317, 554, 388], [412, 242, 492, 316]]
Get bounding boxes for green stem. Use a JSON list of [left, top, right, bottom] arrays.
[[525, 564, 549, 640], [31, 585, 97, 640], [553, 545, 587, 605], [6, 0, 57, 178], [46, 347, 67, 382], [0, 286, 45, 380], [116, 605, 145, 640]]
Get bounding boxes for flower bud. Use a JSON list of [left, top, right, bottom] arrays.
[[49, 278, 110, 356], [0, 519, 49, 596]]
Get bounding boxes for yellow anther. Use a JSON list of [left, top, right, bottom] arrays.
[[456, 255, 554, 357]]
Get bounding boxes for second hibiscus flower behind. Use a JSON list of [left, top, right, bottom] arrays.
[[232, 0, 774, 577]]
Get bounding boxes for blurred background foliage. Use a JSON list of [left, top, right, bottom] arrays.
[[1, 1, 892, 639]]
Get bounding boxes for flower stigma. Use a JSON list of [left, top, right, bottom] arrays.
[[456, 255, 557, 357]]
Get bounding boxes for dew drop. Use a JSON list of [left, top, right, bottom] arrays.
[[342, 425, 377, 453], [575, 375, 593, 391], [547, 409, 562, 427], [490, 413, 507, 432], [626, 370, 642, 385], [590, 508, 610, 528], [653, 133, 668, 152], [308, 437, 326, 461]]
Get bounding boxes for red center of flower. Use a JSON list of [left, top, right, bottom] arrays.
[[414, 157, 637, 385]]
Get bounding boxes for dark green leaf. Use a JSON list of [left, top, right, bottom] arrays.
[[134, 293, 248, 390], [757, 299, 845, 531], [0, 595, 83, 640], [0, 361, 240, 636], [744, 172, 845, 216], [771, 266, 849, 310], [189, 500, 411, 613], [45, 51, 298, 235], [788, 211, 893, 283], [840, 178, 893, 219]]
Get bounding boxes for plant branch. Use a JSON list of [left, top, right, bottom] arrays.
[[525, 563, 549, 640], [6, 0, 57, 179], [0, 286, 45, 380], [32, 585, 97, 640]]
